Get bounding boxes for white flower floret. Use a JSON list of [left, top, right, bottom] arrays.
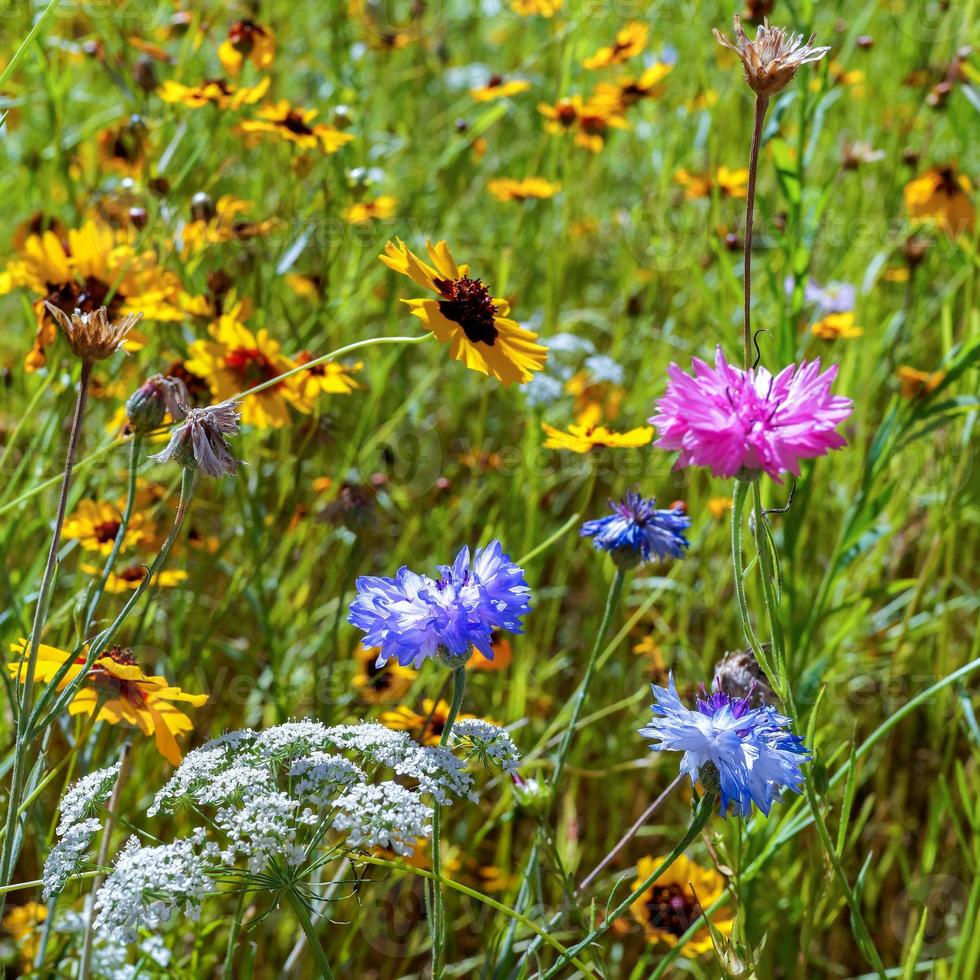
[[43, 817, 102, 900], [56, 763, 121, 834], [332, 782, 431, 856], [451, 719, 522, 775]]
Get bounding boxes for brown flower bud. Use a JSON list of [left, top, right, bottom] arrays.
[[43, 303, 142, 363]]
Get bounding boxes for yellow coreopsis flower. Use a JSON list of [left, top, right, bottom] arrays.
[[353, 645, 416, 704], [487, 177, 561, 202], [343, 195, 398, 224], [541, 421, 653, 453], [291, 350, 362, 402], [82, 563, 188, 593], [381, 699, 477, 747], [0, 219, 191, 370], [904, 165, 975, 237], [538, 95, 628, 153], [583, 22, 648, 70], [380, 239, 548, 386], [218, 20, 275, 75], [470, 76, 531, 101], [592, 63, 672, 111], [2, 901, 47, 969], [239, 101, 353, 153], [9, 642, 206, 765], [179, 194, 280, 257], [675, 165, 749, 199], [810, 312, 863, 340], [185, 316, 308, 428], [62, 500, 144, 555], [158, 75, 270, 110], [630, 853, 733, 953]]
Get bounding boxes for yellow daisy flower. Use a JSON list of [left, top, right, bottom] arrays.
[[185, 315, 308, 428], [541, 421, 654, 453], [97, 116, 148, 175], [470, 76, 531, 101], [179, 194, 280, 257], [381, 699, 477, 747], [157, 75, 270, 110], [0, 219, 191, 370], [630, 853, 733, 953], [538, 96, 628, 153], [9, 642, 206, 765], [2, 901, 47, 969], [292, 350, 362, 402], [238, 101, 353, 153], [352, 645, 416, 704], [380, 239, 548, 386], [583, 22, 649, 70], [285, 272, 324, 299], [903, 165, 975, 237], [810, 312, 863, 340], [675, 165, 749, 199], [466, 630, 513, 671], [487, 177, 561, 202], [82, 563, 188, 593], [592, 63, 672, 111], [62, 499, 144, 555], [218, 20, 275, 75], [343, 195, 398, 224]]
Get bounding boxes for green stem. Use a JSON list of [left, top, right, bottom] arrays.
[[285, 888, 336, 979], [430, 664, 467, 979], [550, 566, 625, 789], [221, 890, 249, 980], [751, 480, 790, 702], [742, 95, 769, 370], [0, 0, 63, 90]]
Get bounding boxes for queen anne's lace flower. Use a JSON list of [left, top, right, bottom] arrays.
[[451, 719, 522, 775], [43, 818, 103, 900], [650, 346, 852, 482], [332, 783, 431, 856], [56, 763, 121, 834], [640, 674, 809, 818]]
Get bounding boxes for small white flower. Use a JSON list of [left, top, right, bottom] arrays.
[[451, 719, 522, 775], [56, 763, 121, 835], [332, 782, 431, 856], [43, 817, 102, 900]]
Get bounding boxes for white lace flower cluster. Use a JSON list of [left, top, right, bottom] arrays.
[[42, 762, 121, 899], [71, 719, 521, 946]]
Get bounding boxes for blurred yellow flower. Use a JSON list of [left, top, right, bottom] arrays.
[[158, 76, 270, 110], [381, 239, 548, 386], [897, 366, 944, 399], [292, 350, 362, 401], [675, 165, 748, 199], [9, 642, 206, 765], [218, 20, 275, 74], [353, 645, 416, 704], [467, 631, 513, 671], [343, 195, 398, 224], [904, 165, 975, 236], [487, 177, 561, 201], [542, 421, 653, 452], [62, 500, 144, 555], [707, 496, 734, 519], [630, 853, 733, 953], [381, 699, 476, 746], [583, 22, 648, 70], [179, 194, 280, 257], [810, 312, 863, 340], [509, 0, 562, 15], [239, 101, 354, 153], [471, 76, 531, 101], [83, 563, 188, 593], [593, 63, 672, 111], [2, 901, 47, 969], [539, 95, 628, 153], [97, 116, 148, 175]]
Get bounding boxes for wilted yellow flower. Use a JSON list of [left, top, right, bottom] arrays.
[[583, 22, 648, 70], [343, 195, 398, 224], [471, 76, 531, 101], [630, 853, 733, 953], [487, 177, 561, 201], [904, 165, 975, 237], [541, 421, 653, 453], [239, 101, 354, 153], [9, 642, 206, 765], [158, 76, 270, 110], [218, 20, 275, 75], [381, 239, 548, 386], [811, 312, 862, 340]]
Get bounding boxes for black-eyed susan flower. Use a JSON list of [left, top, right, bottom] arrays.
[[185, 316, 308, 428], [380, 239, 548, 386], [0, 219, 190, 369], [810, 312, 862, 341], [538, 95, 628, 153], [466, 631, 512, 672], [62, 499, 145, 554], [342, 195, 397, 224], [897, 365, 945, 399], [292, 350, 362, 402], [82, 563, 188, 593], [9, 642, 206, 765], [470, 75, 531, 101], [158, 75, 270, 110], [284, 272, 324, 300], [218, 20, 275, 75], [179, 194, 280, 256], [381, 699, 477, 746], [238, 101, 354, 153], [592, 63, 672, 111], [675, 165, 748, 199], [582, 22, 648, 70], [353, 644, 416, 704], [903, 165, 975, 236], [630, 853, 733, 953], [541, 420, 653, 453], [487, 177, 561, 202], [97, 115, 148, 175]]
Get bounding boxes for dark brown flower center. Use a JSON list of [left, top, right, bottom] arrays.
[[224, 346, 281, 388], [281, 111, 315, 136], [118, 564, 147, 583], [434, 276, 498, 346], [229, 19, 264, 55], [93, 519, 121, 544], [645, 883, 698, 938], [44, 276, 121, 321], [366, 659, 393, 691]]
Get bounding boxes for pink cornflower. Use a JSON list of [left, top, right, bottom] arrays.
[[649, 347, 852, 482]]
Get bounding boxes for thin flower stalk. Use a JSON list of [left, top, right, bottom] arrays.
[[743, 95, 768, 370]]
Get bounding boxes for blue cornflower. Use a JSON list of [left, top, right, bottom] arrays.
[[347, 541, 531, 669], [640, 673, 809, 818], [580, 491, 691, 567]]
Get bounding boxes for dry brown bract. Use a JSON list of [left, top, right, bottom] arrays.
[[44, 302, 142, 363], [713, 15, 830, 98]]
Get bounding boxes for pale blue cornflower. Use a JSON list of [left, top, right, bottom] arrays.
[[640, 673, 809, 818]]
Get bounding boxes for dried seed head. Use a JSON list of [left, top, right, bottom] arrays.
[[150, 401, 242, 477], [126, 374, 190, 434], [712, 646, 777, 708], [713, 15, 830, 99], [44, 303, 142, 363]]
